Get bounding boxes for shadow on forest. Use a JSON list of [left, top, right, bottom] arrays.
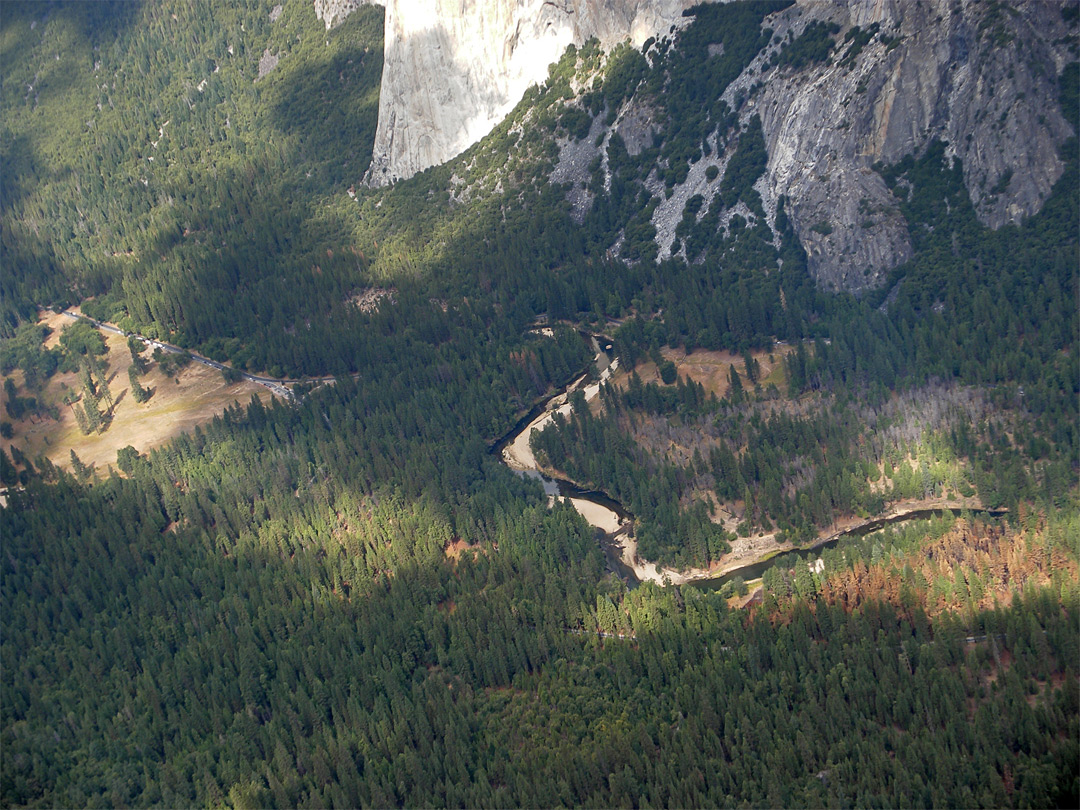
[[1, 1, 142, 48], [267, 5, 384, 187], [0, 215, 70, 333], [0, 134, 42, 214], [129, 156, 370, 374], [1, 1, 142, 327], [0, 0, 143, 116]]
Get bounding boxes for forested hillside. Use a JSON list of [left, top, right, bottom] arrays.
[[532, 137, 1078, 565], [2, 0, 383, 374], [2, 1, 1078, 807], [3, 380, 1078, 806]]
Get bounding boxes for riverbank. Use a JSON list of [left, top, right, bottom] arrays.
[[611, 531, 716, 585], [506, 385, 997, 587], [503, 359, 619, 471], [587, 491, 995, 589], [709, 496, 994, 578], [494, 332, 1002, 591]]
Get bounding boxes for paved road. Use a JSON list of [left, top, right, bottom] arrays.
[[58, 311, 321, 401]]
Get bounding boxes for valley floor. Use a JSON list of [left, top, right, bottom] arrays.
[[0, 311, 271, 473]]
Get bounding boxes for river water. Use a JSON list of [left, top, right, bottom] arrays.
[[491, 332, 1006, 591], [490, 332, 641, 580], [685, 507, 1009, 592]]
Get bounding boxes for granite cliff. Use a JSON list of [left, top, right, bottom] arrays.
[[361, 0, 699, 186], [322, 0, 1076, 291], [741, 0, 1075, 289]]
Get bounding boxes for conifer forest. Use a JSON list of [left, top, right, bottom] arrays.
[[1, 1, 1077, 807]]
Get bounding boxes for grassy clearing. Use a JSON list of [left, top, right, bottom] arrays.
[[1, 311, 271, 473], [607, 344, 794, 399]]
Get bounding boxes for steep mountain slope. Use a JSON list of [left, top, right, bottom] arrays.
[[2, 3, 1077, 807], [363, 0, 698, 186], [2, 1, 1074, 365], [0, 0, 384, 348], [747, 0, 1075, 289], [314, 0, 371, 29], [343, 0, 1076, 290]]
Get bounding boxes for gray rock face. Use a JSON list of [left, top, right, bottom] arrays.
[[313, 0, 370, 30], [335, 0, 1074, 291], [740, 0, 1074, 290], [257, 49, 281, 80], [363, 0, 698, 186]]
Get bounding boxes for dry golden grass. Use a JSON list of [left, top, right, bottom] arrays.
[[1, 311, 272, 472], [606, 344, 793, 399]]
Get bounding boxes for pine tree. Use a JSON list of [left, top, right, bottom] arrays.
[[742, 349, 759, 383], [69, 449, 92, 481], [80, 396, 102, 433], [727, 364, 744, 405], [129, 364, 153, 403]]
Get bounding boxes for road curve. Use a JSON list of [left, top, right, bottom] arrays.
[[56, 310, 344, 401]]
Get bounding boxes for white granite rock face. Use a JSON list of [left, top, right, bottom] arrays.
[[363, 0, 698, 186]]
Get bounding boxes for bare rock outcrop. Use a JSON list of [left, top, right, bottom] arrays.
[[741, 0, 1074, 290], [313, 0, 371, 29], [363, 0, 698, 186]]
